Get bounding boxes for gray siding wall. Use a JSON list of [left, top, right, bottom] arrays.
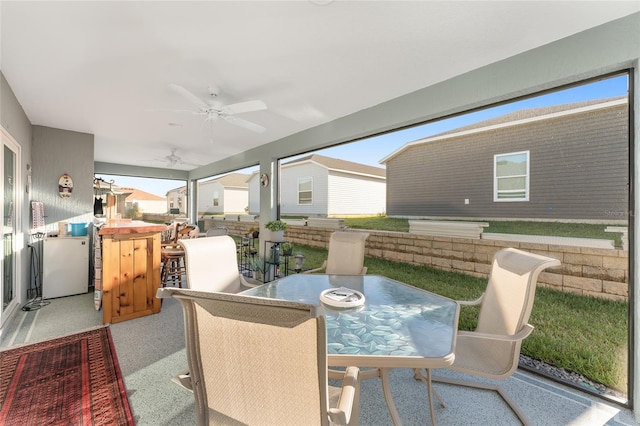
[[32, 126, 95, 229], [386, 103, 629, 221]]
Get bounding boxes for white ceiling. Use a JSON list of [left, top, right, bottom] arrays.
[[2, 1, 639, 170]]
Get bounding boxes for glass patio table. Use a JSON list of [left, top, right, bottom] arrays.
[[241, 274, 460, 425]]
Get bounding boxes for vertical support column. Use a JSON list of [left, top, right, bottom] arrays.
[[188, 178, 198, 225], [258, 158, 279, 250], [631, 61, 639, 421]]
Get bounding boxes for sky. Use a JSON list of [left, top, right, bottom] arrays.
[[97, 74, 628, 198]]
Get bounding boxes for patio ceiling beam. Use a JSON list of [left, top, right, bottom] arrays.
[[95, 161, 189, 181]]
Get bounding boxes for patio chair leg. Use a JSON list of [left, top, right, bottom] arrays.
[[170, 368, 193, 392], [431, 376, 531, 426]]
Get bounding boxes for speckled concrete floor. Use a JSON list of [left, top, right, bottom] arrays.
[[1, 293, 637, 426]]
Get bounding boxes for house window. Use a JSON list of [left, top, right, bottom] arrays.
[[213, 190, 219, 207], [494, 151, 529, 201], [298, 177, 312, 205]]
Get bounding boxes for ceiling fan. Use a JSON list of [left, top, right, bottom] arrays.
[[167, 83, 267, 134], [156, 148, 201, 168]]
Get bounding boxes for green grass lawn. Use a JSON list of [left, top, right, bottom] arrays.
[[238, 215, 628, 391], [287, 243, 628, 393], [343, 216, 410, 232]]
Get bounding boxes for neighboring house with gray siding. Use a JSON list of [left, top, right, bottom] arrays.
[[381, 97, 628, 222], [247, 154, 386, 217]]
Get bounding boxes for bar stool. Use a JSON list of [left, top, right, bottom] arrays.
[[161, 224, 195, 288], [161, 246, 187, 287]]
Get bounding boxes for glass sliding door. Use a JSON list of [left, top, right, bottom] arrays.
[[1, 128, 20, 327]]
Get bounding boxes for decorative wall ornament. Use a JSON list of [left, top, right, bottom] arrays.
[[260, 173, 269, 188], [58, 173, 73, 198]]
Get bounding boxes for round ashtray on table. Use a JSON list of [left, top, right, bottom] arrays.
[[320, 287, 365, 308]]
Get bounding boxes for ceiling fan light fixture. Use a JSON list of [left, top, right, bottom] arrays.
[[167, 83, 268, 134], [156, 148, 202, 169]]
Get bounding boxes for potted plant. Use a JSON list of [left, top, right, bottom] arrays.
[[265, 220, 287, 232], [248, 226, 259, 238], [281, 241, 293, 256], [249, 256, 271, 282], [265, 220, 287, 242]]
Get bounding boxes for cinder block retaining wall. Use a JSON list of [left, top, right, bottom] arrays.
[[195, 218, 629, 302]]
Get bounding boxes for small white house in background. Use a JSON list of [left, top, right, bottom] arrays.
[[120, 187, 167, 214], [248, 154, 386, 217], [197, 173, 250, 215], [166, 186, 187, 214]]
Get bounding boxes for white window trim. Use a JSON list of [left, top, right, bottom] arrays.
[[493, 150, 530, 202], [298, 177, 313, 205]]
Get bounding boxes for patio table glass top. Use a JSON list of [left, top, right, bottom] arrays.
[[242, 274, 459, 366]]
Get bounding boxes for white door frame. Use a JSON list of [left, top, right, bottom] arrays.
[[1, 126, 23, 329]]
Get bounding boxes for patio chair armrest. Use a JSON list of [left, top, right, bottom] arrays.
[[302, 260, 327, 274], [458, 324, 534, 342], [240, 274, 261, 288], [328, 366, 360, 426], [457, 292, 484, 306], [156, 287, 172, 299]]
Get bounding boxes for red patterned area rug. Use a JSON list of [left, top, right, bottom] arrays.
[[0, 326, 134, 425]]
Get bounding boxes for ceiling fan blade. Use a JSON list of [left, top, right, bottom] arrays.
[[149, 107, 204, 115], [160, 148, 202, 168], [179, 159, 202, 167], [220, 100, 267, 115], [222, 115, 266, 133], [168, 84, 209, 110]]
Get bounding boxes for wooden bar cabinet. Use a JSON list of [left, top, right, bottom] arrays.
[[98, 221, 167, 324]]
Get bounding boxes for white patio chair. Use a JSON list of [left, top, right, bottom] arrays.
[[168, 236, 260, 390], [178, 235, 256, 293], [304, 231, 369, 275], [415, 247, 560, 425], [156, 288, 360, 426]]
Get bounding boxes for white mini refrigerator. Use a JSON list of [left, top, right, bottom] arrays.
[[43, 237, 90, 299]]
